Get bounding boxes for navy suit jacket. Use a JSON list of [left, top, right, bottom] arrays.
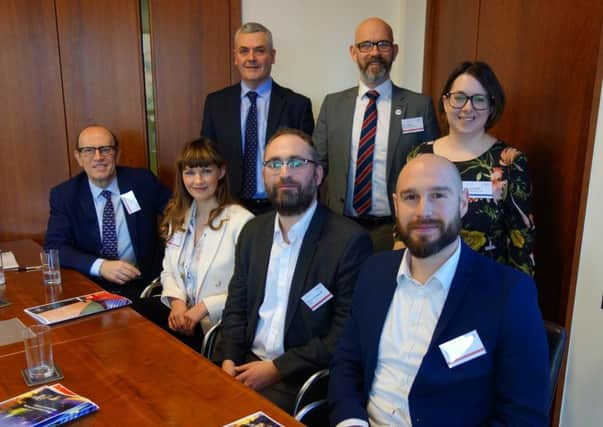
[[201, 81, 314, 199], [44, 167, 171, 285], [213, 204, 372, 384], [329, 243, 550, 426]]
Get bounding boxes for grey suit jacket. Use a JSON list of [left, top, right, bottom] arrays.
[[213, 204, 373, 384], [313, 84, 440, 214]]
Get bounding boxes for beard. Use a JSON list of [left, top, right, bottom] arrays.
[[358, 54, 392, 84], [397, 214, 462, 258], [267, 176, 316, 216]]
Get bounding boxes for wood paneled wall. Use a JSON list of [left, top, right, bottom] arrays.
[[150, 0, 241, 188], [424, 0, 603, 326]]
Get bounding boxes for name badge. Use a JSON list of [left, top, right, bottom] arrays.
[[462, 181, 493, 199], [120, 191, 142, 214], [301, 283, 333, 311], [439, 330, 486, 368], [167, 232, 183, 248], [401, 117, 424, 134]]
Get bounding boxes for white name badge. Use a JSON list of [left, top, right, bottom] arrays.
[[462, 181, 493, 199], [301, 283, 333, 311], [167, 232, 184, 248], [439, 329, 487, 368], [120, 191, 142, 214], [401, 117, 424, 134]]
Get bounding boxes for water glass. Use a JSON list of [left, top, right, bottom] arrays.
[[22, 324, 55, 381], [40, 249, 62, 285]]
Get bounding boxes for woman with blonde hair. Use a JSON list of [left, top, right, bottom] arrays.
[[158, 138, 253, 350], [408, 61, 535, 276]]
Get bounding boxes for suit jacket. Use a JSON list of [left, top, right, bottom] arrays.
[[213, 204, 373, 384], [313, 84, 440, 214], [329, 242, 550, 426], [201, 80, 315, 199], [44, 166, 171, 285], [160, 204, 253, 328]]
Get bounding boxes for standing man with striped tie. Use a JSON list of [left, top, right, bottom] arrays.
[[314, 17, 440, 251], [201, 22, 314, 215]]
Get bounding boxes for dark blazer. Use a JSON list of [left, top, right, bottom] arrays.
[[213, 204, 373, 384], [201, 80, 315, 199], [329, 242, 550, 426], [313, 84, 440, 214], [44, 166, 171, 285]]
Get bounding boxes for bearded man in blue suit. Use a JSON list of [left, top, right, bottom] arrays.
[[329, 154, 549, 426]]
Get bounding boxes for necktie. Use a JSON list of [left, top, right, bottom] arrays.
[[242, 91, 258, 199], [100, 190, 119, 260], [353, 90, 380, 215]]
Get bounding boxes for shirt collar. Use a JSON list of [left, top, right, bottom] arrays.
[[88, 177, 119, 200], [358, 78, 392, 101], [273, 199, 318, 244], [397, 237, 462, 292], [241, 78, 273, 99]]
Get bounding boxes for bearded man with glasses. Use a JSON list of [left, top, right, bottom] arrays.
[[314, 17, 440, 252], [44, 125, 171, 302]]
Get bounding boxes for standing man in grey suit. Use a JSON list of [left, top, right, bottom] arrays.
[[201, 22, 314, 215], [314, 17, 440, 251], [214, 128, 372, 413]]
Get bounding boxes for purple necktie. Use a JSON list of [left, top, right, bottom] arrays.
[[100, 190, 118, 260]]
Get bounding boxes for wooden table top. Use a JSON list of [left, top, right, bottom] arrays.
[[0, 240, 302, 426]]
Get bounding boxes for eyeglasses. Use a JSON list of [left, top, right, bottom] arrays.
[[355, 40, 394, 53], [445, 92, 492, 111], [77, 145, 117, 158], [263, 157, 316, 173]]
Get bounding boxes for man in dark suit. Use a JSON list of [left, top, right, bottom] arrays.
[[45, 126, 171, 300], [214, 128, 372, 413], [329, 154, 549, 426], [201, 22, 314, 215], [314, 17, 440, 251]]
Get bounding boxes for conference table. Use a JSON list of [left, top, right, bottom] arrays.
[[0, 240, 302, 426]]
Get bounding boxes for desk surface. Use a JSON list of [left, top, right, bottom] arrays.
[[0, 240, 302, 426]]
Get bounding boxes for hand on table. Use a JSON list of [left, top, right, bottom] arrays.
[[99, 260, 141, 284]]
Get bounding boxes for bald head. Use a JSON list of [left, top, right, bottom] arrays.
[[354, 17, 394, 42], [77, 126, 116, 149], [396, 154, 463, 197]]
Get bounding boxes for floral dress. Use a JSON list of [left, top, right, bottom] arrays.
[[408, 141, 536, 276]]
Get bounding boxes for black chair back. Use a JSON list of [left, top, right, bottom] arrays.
[[545, 320, 567, 410], [294, 399, 328, 427]]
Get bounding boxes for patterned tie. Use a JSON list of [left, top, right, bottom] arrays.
[[100, 190, 119, 260], [353, 90, 380, 215], [242, 91, 258, 199]]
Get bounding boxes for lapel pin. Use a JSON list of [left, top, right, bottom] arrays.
[[395, 108, 402, 116]]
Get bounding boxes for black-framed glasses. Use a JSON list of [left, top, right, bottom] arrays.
[[77, 145, 117, 157], [445, 91, 492, 111], [355, 40, 394, 53], [263, 157, 316, 173]]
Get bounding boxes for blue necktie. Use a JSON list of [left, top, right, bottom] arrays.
[[353, 90, 380, 215], [242, 91, 258, 199], [100, 190, 119, 260]]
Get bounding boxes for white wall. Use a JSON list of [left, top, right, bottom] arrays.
[[560, 85, 603, 426], [242, 0, 427, 117]]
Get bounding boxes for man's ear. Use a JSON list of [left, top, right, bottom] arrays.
[[460, 188, 469, 218]]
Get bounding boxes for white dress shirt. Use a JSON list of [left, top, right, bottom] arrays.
[[240, 78, 272, 199], [338, 239, 462, 427], [88, 178, 136, 276], [251, 201, 317, 360], [344, 79, 393, 217]]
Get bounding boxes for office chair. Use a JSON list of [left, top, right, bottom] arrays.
[[201, 320, 222, 358], [140, 276, 162, 298], [293, 368, 330, 416], [544, 320, 567, 410], [294, 399, 328, 426]]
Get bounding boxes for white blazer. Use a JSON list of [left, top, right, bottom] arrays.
[[160, 204, 253, 329]]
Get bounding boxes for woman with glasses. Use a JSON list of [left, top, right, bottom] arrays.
[[408, 61, 535, 276], [154, 138, 253, 351]]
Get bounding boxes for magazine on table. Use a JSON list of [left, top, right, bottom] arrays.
[[0, 383, 99, 426], [24, 290, 131, 325], [223, 410, 284, 427]]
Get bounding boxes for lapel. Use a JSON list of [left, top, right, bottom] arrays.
[[266, 81, 285, 139], [78, 174, 101, 250], [339, 88, 359, 171], [428, 242, 476, 349], [194, 207, 228, 299], [229, 84, 244, 159], [115, 168, 140, 261], [252, 214, 278, 317], [386, 84, 408, 177], [283, 205, 325, 334]]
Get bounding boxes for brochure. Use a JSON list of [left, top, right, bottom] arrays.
[[223, 411, 284, 427]]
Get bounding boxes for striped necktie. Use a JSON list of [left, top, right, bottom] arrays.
[[353, 90, 380, 215], [242, 91, 258, 199], [100, 190, 119, 260]]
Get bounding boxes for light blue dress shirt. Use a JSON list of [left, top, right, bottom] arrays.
[[88, 178, 137, 276], [240, 78, 272, 199]]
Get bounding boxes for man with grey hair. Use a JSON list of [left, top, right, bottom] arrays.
[[314, 17, 440, 252], [201, 22, 314, 215]]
